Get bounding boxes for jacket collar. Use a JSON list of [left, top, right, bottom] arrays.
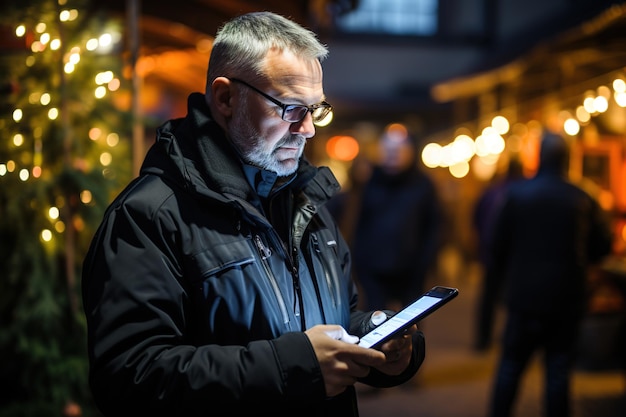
[[142, 92, 340, 206]]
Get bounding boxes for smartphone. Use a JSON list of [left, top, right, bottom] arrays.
[[357, 286, 459, 349]]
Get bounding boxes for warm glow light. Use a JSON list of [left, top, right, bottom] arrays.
[[15, 25, 26, 37], [32, 166, 42, 178], [59, 9, 78, 22], [594, 96, 609, 113], [325, 135, 359, 161], [421, 143, 443, 168], [41, 229, 53, 242], [597, 85, 611, 99], [0, 164, 7, 176], [583, 96, 596, 113], [39, 33, 50, 44], [64, 62, 75, 73], [438, 144, 455, 168], [86, 38, 98, 51], [40, 92, 51, 105], [100, 152, 113, 166], [99, 33, 112, 47], [106, 133, 120, 146], [474, 136, 488, 157], [35, 22, 46, 33], [80, 190, 93, 204], [95, 71, 114, 85], [50, 39, 61, 50], [13, 108, 23, 122], [563, 118, 580, 136], [615, 91, 626, 107], [108, 78, 121, 91], [19, 168, 29, 181], [13, 134, 24, 146], [481, 127, 505, 155], [449, 161, 470, 178], [48, 108, 59, 120], [49, 207, 60, 219], [613, 78, 626, 93], [491, 115, 510, 134], [576, 105, 591, 122], [74, 217, 85, 232], [89, 127, 102, 140], [451, 134, 475, 162], [69, 52, 80, 65], [31, 41, 45, 52], [95, 86, 107, 98], [55, 221, 66, 233]]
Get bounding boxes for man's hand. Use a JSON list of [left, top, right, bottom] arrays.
[[305, 325, 386, 397], [372, 326, 415, 376]]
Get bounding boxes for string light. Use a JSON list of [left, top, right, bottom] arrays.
[[416, 71, 626, 179], [41, 229, 53, 242], [12, 109, 23, 122]]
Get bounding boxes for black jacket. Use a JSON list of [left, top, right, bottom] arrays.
[[490, 168, 613, 316], [82, 93, 423, 417]]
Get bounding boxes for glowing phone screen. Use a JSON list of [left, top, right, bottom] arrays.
[[358, 295, 441, 349]]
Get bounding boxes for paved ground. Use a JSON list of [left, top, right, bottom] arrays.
[[355, 271, 626, 417]]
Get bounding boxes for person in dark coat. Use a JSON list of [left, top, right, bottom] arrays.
[[487, 133, 613, 417], [351, 123, 444, 312], [81, 12, 424, 417]]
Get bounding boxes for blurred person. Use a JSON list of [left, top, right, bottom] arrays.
[[350, 124, 445, 312], [472, 157, 524, 352], [81, 12, 425, 417], [327, 154, 373, 249], [487, 133, 613, 417]]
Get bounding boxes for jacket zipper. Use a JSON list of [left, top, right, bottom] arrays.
[[254, 234, 290, 325], [265, 229, 306, 330], [311, 233, 339, 308]]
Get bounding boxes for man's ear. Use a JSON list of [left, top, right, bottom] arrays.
[[211, 77, 234, 118]]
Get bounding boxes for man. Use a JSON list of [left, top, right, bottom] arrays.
[[351, 123, 444, 312], [82, 12, 424, 417], [487, 133, 613, 417]]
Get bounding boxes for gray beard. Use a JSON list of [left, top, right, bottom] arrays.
[[229, 121, 305, 176]]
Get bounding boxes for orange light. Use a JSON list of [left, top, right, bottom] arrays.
[[326, 135, 359, 161]]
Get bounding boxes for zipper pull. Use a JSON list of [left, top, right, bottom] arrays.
[[311, 233, 321, 253], [254, 235, 272, 259]]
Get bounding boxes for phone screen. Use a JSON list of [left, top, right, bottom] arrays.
[[357, 286, 458, 349]]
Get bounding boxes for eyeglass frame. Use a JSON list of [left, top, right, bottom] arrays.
[[228, 77, 332, 124]]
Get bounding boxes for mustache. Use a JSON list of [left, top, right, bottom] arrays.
[[276, 134, 306, 149]]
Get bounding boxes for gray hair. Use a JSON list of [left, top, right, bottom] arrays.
[[206, 12, 328, 93]]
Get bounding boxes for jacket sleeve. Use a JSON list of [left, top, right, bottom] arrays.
[[81, 192, 326, 417]]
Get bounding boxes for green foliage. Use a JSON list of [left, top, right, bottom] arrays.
[[0, 0, 131, 415]]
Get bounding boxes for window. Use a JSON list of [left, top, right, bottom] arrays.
[[336, 0, 438, 36]]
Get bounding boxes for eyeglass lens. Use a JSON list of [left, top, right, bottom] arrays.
[[284, 104, 331, 123]]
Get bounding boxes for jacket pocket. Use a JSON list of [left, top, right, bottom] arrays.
[[186, 237, 291, 338]]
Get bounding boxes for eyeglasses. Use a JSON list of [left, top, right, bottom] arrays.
[[229, 78, 332, 124]]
